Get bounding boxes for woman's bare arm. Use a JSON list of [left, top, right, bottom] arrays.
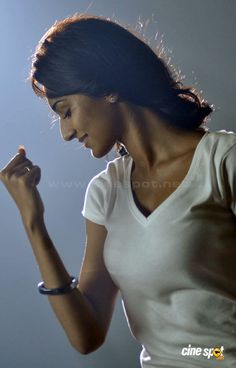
[[24, 218, 118, 354], [0, 149, 118, 354], [78, 219, 119, 341]]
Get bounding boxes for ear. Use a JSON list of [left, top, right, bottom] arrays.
[[105, 93, 119, 103]]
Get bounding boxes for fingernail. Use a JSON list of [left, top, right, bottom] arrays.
[[18, 144, 26, 155]]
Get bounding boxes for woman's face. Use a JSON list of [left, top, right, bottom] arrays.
[[47, 93, 123, 158]]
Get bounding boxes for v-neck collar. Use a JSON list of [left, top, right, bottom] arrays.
[[126, 130, 210, 226]]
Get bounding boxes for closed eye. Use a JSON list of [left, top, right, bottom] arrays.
[[63, 109, 72, 120]]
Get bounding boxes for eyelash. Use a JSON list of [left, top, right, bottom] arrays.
[[63, 109, 71, 120]]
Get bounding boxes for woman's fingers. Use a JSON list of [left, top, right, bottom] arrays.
[[0, 147, 41, 188], [10, 164, 41, 186], [10, 160, 34, 176], [29, 165, 41, 186], [14, 165, 41, 186], [0, 147, 44, 222], [0, 154, 33, 179], [18, 145, 26, 156]]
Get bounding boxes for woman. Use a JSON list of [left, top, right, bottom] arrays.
[[1, 13, 236, 368]]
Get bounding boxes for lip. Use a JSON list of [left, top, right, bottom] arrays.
[[83, 135, 89, 147], [78, 134, 88, 143], [84, 136, 89, 148]]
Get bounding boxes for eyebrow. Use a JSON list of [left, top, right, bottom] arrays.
[[51, 99, 67, 112]]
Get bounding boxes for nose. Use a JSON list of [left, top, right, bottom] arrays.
[[62, 130, 77, 141], [60, 121, 77, 141]]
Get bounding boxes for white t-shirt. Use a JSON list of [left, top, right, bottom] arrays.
[[81, 129, 236, 368]]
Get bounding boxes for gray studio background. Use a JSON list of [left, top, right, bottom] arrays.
[[0, 0, 235, 367]]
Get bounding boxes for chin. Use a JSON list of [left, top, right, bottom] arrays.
[[91, 151, 108, 159], [90, 151, 103, 159], [90, 144, 114, 159]]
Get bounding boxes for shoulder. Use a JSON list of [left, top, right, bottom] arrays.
[[206, 129, 236, 207], [85, 154, 131, 193], [216, 130, 236, 172], [206, 129, 236, 153], [202, 129, 236, 165]]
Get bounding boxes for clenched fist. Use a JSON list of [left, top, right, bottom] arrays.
[[0, 145, 45, 227]]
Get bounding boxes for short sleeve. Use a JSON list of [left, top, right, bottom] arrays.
[[221, 143, 236, 216], [81, 174, 107, 225]]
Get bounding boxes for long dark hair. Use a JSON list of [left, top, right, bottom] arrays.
[[29, 13, 214, 156]]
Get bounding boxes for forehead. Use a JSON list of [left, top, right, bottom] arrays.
[[47, 95, 70, 106], [47, 93, 93, 106], [47, 93, 104, 111], [47, 94, 77, 112]]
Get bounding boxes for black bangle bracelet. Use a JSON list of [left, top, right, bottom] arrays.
[[37, 276, 79, 295]]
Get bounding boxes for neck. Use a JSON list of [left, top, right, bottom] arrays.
[[118, 103, 206, 175]]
